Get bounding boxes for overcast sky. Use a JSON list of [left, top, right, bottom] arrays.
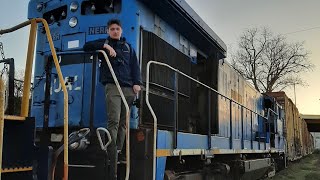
[[1, 0, 319, 114]]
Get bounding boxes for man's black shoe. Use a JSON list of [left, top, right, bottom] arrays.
[[118, 152, 126, 164]]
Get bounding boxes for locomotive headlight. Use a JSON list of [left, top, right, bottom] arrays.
[[70, 1, 79, 12], [69, 17, 78, 28], [36, 3, 44, 12]]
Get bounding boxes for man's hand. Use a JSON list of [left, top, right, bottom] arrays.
[[103, 44, 117, 57], [133, 85, 141, 94]]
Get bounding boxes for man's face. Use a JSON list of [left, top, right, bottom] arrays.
[[107, 23, 122, 40]]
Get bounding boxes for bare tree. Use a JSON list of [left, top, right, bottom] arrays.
[[14, 69, 25, 97], [231, 27, 313, 93]]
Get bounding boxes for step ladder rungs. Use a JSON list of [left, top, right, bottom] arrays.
[[68, 164, 95, 168], [1, 166, 32, 173], [4, 115, 26, 121]]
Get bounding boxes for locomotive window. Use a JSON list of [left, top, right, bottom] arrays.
[[81, 0, 122, 15], [43, 5, 68, 24]]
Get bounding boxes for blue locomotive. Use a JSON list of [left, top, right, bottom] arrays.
[[0, 0, 290, 179]]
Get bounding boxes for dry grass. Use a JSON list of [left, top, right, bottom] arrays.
[[270, 152, 320, 180]]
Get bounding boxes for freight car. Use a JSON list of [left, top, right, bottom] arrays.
[[266, 92, 314, 161], [301, 120, 314, 156], [0, 0, 306, 180]]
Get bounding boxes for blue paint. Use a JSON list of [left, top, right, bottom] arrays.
[[157, 130, 272, 151], [29, 0, 141, 128], [156, 157, 167, 180], [157, 130, 173, 149], [27, 1, 286, 179]]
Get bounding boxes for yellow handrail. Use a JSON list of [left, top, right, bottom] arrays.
[[0, 79, 5, 179], [0, 18, 69, 179], [20, 19, 36, 117], [38, 18, 69, 180]]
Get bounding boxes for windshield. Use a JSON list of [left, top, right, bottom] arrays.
[[81, 0, 122, 15]]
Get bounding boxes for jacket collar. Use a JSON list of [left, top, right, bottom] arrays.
[[107, 36, 126, 43]]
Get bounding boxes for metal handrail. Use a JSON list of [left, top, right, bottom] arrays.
[[145, 61, 158, 180], [96, 127, 112, 151], [51, 50, 131, 179], [145, 60, 278, 179], [97, 50, 130, 180], [266, 108, 278, 149], [146, 61, 269, 120], [0, 18, 69, 179]]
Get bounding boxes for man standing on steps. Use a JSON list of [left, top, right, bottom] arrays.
[[103, 19, 141, 179], [84, 18, 141, 179]]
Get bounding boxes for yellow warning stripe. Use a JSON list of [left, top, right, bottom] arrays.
[[156, 149, 172, 157], [156, 149, 284, 157]]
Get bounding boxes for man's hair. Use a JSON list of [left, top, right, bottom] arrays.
[[107, 19, 122, 29]]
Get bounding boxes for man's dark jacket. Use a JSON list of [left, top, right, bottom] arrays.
[[83, 37, 142, 87]]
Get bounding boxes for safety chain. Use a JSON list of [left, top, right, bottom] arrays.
[[0, 65, 9, 77], [0, 42, 9, 77], [0, 42, 5, 60], [0, 41, 49, 92]]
